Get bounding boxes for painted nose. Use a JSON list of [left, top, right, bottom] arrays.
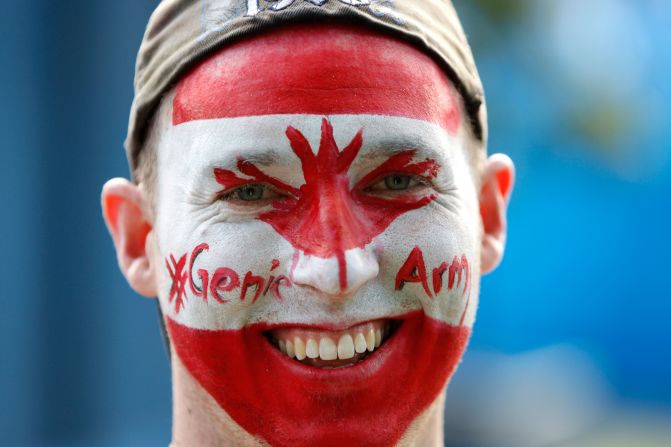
[[291, 248, 379, 297]]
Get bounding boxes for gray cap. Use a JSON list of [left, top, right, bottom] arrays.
[[126, 0, 486, 172]]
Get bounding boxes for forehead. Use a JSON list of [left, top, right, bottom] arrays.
[[172, 23, 461, 134]]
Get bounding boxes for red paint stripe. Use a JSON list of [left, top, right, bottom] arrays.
[[173, 23, 461, 134], [290, 250, 300, 282], [336, 250, 347, 291], [168, 312, 469, 447]]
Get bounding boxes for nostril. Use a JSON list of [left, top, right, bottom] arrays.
[[293, 282, 321, 295]]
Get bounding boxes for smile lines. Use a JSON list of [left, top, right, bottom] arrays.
[[268, 319, 394, 367]]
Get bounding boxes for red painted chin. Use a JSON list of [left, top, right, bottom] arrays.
[[167, 312, 470, 447]]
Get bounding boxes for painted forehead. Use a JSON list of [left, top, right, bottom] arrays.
[[172, 23, 461, 134]]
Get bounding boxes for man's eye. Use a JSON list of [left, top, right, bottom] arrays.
[[235, 184, 266, 201], [219, 183, 282, 203], [384, 175, 412, 190], [366, 174, 422, 193]]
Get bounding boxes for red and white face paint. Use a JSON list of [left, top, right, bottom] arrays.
[[154, 24, 480, 447]]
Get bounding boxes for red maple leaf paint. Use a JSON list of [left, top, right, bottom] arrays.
[[214, 118, 440, 291]]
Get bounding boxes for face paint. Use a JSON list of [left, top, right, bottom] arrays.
[[168, 312, 469, 447], [395, 246, 472, 326], [213, 118, 440, 291], [177, 246, 290, 308], [153, 24, 481, 447]]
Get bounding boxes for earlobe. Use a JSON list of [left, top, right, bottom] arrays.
[[101, 178, 157, 297], [479, 153, 515, 274]]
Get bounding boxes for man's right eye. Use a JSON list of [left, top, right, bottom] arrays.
[[219, 183, 284, 204], [235, 184, 266, 201]]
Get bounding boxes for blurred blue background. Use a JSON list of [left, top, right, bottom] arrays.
[[1, 1, 669, 446]]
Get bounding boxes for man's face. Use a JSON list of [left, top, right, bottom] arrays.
[[152, 24, 481, 447]]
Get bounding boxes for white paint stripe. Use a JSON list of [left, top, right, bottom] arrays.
[[157, 113, 477, 331]]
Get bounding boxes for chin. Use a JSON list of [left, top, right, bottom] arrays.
[[168, 310, 471, 447]]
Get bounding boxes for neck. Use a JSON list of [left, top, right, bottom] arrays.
[[399, 391, 446, 447], [171, 351, 260, 446], [170, 349, 445, 447]]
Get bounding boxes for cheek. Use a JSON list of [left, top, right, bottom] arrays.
[[376, 203, 479, 327], [154, 213, 295, 328]]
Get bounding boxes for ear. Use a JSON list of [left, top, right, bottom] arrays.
[[479, 153, 515, 274], [101, 178, 157, 297]]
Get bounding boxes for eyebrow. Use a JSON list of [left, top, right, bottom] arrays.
[[208, 149, 283, 171], [358, 136, 446, 163], [206, 130, 450, 174]]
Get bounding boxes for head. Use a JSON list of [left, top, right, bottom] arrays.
[[102, 21, 513, 447]]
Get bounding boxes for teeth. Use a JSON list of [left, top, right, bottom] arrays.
[[319, 338, 338, 361], [306, 339, 319, 359], [294, 337, 306, 360], [285, 339, 295, 358], [366, 329, 375, 352], [272, 320, 393, 365], [337, 334, 355, 360], [354, 333, 367, 354]]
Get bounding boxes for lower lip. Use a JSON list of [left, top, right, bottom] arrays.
[[168, 311, 470, 447]]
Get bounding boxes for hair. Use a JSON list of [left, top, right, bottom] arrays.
[[133, 91, 174, 212]]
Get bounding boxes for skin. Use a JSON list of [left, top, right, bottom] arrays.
[[102, 24, 514, 447]]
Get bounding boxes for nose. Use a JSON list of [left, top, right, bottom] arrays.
[[291, 248, 379, 297]]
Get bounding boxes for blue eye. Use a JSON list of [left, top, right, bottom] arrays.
[[235, 184, 265, 201], [384, 175, 411, 190]]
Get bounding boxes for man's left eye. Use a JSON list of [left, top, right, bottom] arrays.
[[367, 174, 422, 193], [384, 175, 412, 190]]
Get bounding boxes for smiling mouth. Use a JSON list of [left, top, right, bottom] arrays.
[[265, 319, 401, 369]]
